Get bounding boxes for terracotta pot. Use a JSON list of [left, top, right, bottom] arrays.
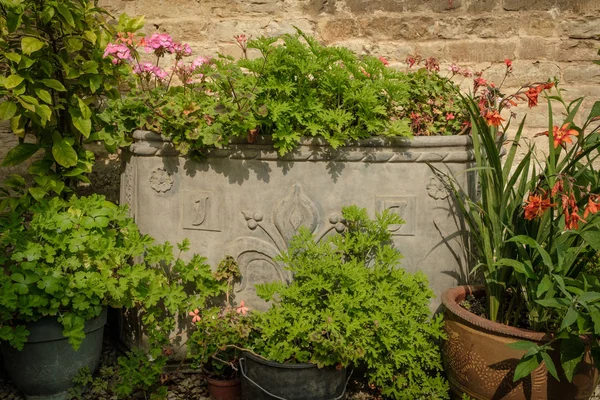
[[442, 286, 599, 400], [206, 376, 241, 400]]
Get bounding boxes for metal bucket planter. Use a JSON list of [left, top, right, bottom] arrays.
[[1, 309, 107, 400], [239, 352, 347, 400], [122, 132, 474, 317], [442, 286, 599, 400]]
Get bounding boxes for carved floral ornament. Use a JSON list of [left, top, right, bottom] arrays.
[[225, 184, 346, 308], [149, 167, 174, 193], [426, 176, 449, 200]]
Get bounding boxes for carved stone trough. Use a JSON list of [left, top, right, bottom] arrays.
[[121, 131, 474, 311]]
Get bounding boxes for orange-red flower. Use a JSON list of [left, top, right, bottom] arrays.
[[524, 193, 555, 220], [378, 56, 389, 66], [485, 110, 504, 127], [565, 210, 585, 230], [539, 123, 579, 148], [583, 195, 600, 219], [525, 86, 541, 108]]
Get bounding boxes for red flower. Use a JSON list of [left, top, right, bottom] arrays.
[[504, 58, 512, 68], [484, 110, 504, 127], [524, 193, 554, 220], [378, 56, 389, 66], [446, 113, 455, 121], [473, 77, 487, 89]]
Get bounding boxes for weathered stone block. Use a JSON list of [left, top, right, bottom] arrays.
[[306, 0, 337, 14], [516, 37, 559, 61], [504, 0, 556, 11], [124, 132, 475, 312], [319, 18, 361, 43], [482, 61, 560, 88], [147, 19, 210, 42], [345, 0, 461, 13], [466, 0, 499, 12], [563, 63, 600, 84], [562, 17, 600, 39], [360, 16, 436, 41], [446, 40, 516, 62], [558, 40, 600, 61], [517, 13, 558, 37]]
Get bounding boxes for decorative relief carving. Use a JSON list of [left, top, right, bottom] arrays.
[[426, 176, 450, 200], [149, 167, 174, 193], [273, 184, 319, 245], [181, 191, 221, 231], [122, 161, 134, 216], [226, 184, 346, 310], [375, 195, 417, 236]]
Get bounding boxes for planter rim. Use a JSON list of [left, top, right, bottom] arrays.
[[205, 376, 241, 387], [129, 130, 474, 162], [242, 351, 324, 370], [441, 285, 551, 342], [132, 129, 473, 148]]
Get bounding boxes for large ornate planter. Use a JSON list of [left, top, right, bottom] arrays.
[[442, 286, 599, 400], [122, 131, 474, 311]]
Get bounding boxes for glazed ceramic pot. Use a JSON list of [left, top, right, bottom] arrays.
[[442, 286, 599, 400]]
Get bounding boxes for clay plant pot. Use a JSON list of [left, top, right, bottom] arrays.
[[442, 286, 599, 400], [206, 376, 241, 400]]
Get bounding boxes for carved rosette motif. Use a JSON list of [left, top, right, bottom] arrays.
[[426, 176, 449, 200], [149, 167, 174, 193]]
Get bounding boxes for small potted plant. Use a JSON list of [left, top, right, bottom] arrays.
[[240, 205, 449, 400], [437, 63, 600, 399], [188, 256, 252, 400]]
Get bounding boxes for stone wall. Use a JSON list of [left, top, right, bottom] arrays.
[[2, 0, 600, 199]]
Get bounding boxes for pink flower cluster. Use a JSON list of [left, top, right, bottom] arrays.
[[103, 43, 132, 64], [133, 62, 168, 80]]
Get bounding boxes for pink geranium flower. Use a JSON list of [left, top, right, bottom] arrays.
[[144, 33, 175, 55], [103, 43, 132, 64], [236, 301, 249, 316], [192, 56, 211, 70], [189, 308, 201, 323]]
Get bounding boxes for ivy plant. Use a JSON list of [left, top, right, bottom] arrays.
[[249, 206, 449, 400], [0, 0, 141, 198]]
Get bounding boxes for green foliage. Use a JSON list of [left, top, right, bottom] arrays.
[[0, 194, 220, 355], [249, 206, 448, 399], [102, 30, 467, 160], [188, 256, 253, 379], [439, 82, 600, 382], [0, 0, 134, 196]]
